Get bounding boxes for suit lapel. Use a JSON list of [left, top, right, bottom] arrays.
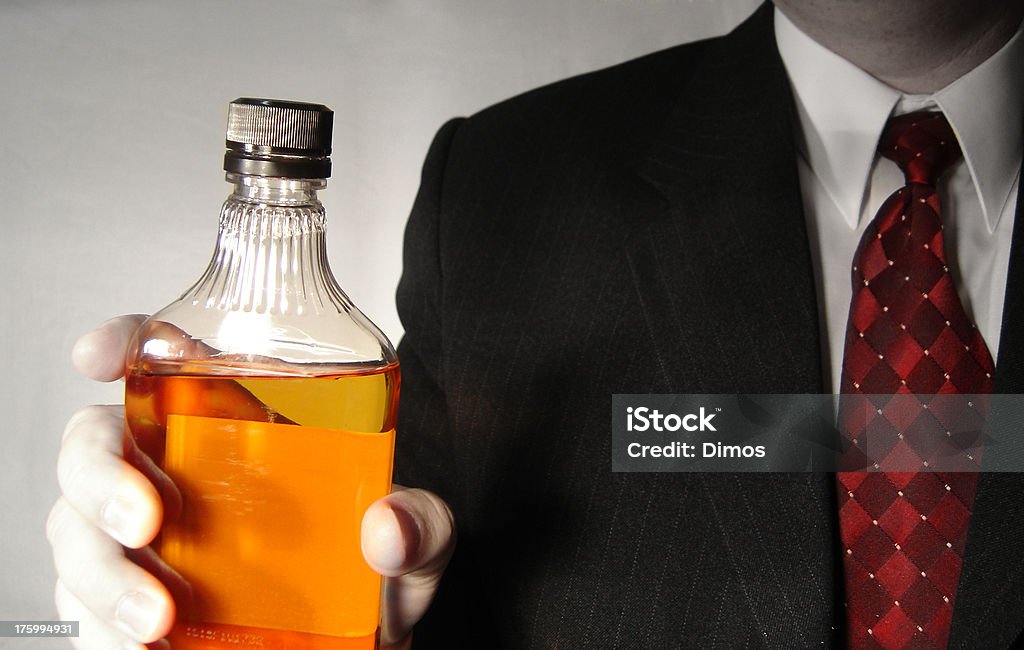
[[629, 3, 823, 395], [950, 169, 1024, 648], [627, 4, 841, 644]]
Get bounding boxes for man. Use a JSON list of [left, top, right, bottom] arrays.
[[48, 1, 1024, 647]]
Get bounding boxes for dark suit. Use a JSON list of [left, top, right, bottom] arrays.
[[394, 4, 1024, 647]]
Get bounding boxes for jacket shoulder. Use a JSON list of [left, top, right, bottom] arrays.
[[449, 36, 721, 167]]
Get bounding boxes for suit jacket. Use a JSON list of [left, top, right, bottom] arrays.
[[394, 4, 1024, 647]]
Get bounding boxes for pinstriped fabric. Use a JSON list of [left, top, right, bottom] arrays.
[[393, 5, 846, 648], [392, 4, 1024, 648]]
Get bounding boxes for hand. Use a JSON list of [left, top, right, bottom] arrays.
[[47, 315, 456, 649]]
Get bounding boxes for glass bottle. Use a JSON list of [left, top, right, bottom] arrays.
[[124, 98, 398, 649]]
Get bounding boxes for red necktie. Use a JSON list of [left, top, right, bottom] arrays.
[[837, 112, 994, 648]]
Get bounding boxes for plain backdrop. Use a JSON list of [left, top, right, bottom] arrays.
[[0, 1, 760, 646]]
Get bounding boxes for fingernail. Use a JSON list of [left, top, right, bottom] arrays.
[[116, 591, 161, 640], [101, 497, 139, 544]]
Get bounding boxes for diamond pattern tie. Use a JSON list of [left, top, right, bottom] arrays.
[[837, 112, 995, 649]]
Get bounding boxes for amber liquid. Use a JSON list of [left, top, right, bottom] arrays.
[[125, 360, 399, 649]]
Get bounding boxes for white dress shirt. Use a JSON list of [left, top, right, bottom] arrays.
[[774, 8, 1024, 393]]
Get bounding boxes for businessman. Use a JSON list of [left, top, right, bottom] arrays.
[[49, 1, 1024, 647]]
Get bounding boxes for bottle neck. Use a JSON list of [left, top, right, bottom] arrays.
[[179, 173, 351, 316], [227, 173, 327, 205]]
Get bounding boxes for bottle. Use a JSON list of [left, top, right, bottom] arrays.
[[124, 98, 399, 649]]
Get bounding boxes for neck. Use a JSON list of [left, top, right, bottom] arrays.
[[774, 0, 1024, 93], [180, 174, 344, 315]]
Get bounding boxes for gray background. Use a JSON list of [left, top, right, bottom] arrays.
[[0, 0, 759, 644]]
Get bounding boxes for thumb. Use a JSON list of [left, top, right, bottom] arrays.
[[71, 315, 149, 381], [361, 486, 456, 647]]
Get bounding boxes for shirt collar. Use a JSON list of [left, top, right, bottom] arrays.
[[774, 7, 1024, 232]]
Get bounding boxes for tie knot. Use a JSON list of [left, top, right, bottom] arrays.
[[879, 111, 961, 186]]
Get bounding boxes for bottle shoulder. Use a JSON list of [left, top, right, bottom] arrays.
[[127, 173, 398, 375], [127, 302, 398, 377]]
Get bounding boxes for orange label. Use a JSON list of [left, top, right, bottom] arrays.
[[163, 414, 395, 638]]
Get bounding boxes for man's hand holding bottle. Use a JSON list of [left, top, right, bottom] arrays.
[[47, 315, 455, 650]]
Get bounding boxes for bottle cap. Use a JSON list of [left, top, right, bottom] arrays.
[[223, 98, 333, 178]]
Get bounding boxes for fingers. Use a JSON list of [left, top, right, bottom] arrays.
[[47, 499, 174, 644], [58, 405, 163, 548], [362, 486, 456, 646], [52, 404, 182, 646], [55, 579, 148, 650], [72, 315, 148, 382], [55, 580, 170, 650]]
